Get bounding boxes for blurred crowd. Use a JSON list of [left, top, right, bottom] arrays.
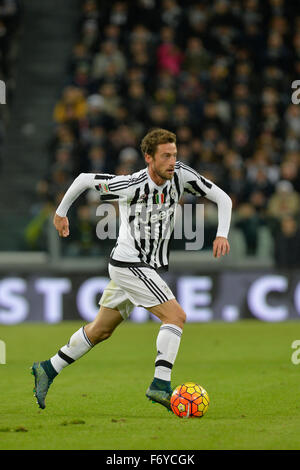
[[0, 0, 21, 169], [28, 0, 300, 267]]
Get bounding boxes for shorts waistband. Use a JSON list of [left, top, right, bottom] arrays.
[[109, 257, 168, 273]]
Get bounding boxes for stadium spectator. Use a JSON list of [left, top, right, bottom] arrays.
[[91, 40, 127, 81], [183, 37, 211, 76], [53, 86, 87, 124], [267, 180, 300, 221], [63, 204, 101, 257], [157, 37, 184, 77], [0, 0, 21, 168], [235, 202, 263, 255], [274, 215, 300, 269]]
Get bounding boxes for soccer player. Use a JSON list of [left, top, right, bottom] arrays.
[[32, 128, 232, 410]]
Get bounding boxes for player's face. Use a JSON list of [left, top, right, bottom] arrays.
[[146, 142, 177, 184]]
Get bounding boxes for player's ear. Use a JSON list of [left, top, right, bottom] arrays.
[[144, 153, 153, 166]]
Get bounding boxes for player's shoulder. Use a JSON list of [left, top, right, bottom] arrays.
[[130, 167, 148, 179], [175, 161, 213, 191], [174, 161, 201, 180], [107, 168, 148, 195], [126, 167, 148, 187]]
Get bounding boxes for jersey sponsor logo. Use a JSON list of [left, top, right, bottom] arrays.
[[139, 206, 175, 225]]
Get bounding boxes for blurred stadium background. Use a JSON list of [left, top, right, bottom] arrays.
[[0, 0, 300, 325]]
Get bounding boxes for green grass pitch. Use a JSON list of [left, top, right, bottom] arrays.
[[0, 320, 300, 450]]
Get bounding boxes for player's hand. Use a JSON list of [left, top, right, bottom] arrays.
[[213, 236, 230, 258], [53, 213, 69, 237]]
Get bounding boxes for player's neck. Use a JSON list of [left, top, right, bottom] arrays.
[[147, 166, 167, 187]]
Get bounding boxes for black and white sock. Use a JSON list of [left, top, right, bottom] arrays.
[[50, 327, 94, 374], [154, 323, 183, 382]]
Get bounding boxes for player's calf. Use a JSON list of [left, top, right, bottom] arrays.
[[31, 326, 94, 409], [84, 306, 123, 345], [30, 308, 123, 408], [84, 323, 113, 345], [145, 319, 183, 412]]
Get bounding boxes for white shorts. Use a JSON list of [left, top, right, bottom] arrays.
[[99, 263, 175, 320]]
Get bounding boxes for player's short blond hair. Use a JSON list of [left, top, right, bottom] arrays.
[[140, 128, 176, 158]]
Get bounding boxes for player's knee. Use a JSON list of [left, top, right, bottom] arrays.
[[169, 309, 186, 328], [177, 310, 186, 327]]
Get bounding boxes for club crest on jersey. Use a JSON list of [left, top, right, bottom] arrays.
[[137, 194, 148, 204], [170, 188, 177, 200]]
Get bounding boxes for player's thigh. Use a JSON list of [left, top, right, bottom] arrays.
[[109, 264, 175, 308], [84, 305, 123, 344], [147, 298, 186, 329]]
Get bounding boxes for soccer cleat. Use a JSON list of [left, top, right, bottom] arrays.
[[145, 387, 172, 411], [31, 362, 54, 409]]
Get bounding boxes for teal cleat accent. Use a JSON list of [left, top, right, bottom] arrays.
[[31, 362, 54, 409], [146, 387, 172, 411]]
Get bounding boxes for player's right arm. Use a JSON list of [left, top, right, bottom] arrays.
[[54, 172, 130, 237], [53, 213, 70, 237]]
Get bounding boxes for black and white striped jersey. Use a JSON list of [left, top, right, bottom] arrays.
[[56, 161, 232, 271]]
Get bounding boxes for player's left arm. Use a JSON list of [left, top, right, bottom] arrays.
[[180, 164, 232, 257], [202, 181, 232, 258], [212, 235, 230, 258]]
